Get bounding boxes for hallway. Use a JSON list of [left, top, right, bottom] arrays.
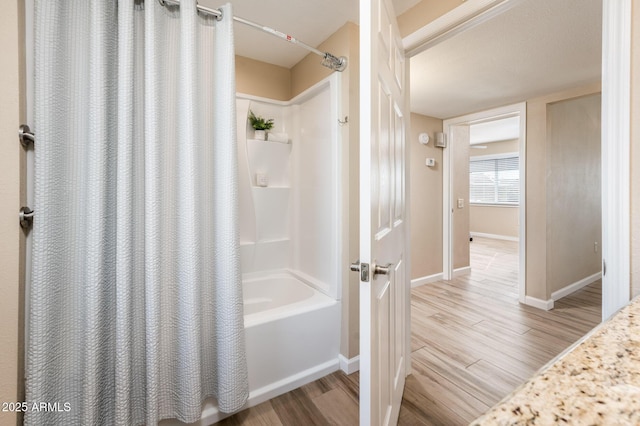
[[400, 237, 601, 424]]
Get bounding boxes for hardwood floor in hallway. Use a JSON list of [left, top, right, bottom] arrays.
[[216, 237, 602, 425]]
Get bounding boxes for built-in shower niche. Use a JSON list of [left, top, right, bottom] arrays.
[[237, 99, 293, 274], [246, 138, 291, 241]]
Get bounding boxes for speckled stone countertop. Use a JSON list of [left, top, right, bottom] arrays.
[[471, 297, 640, 425]]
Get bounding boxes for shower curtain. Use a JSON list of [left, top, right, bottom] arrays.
[[26, 1, 248, 424]]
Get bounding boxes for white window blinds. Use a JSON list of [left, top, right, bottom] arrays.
[[469, 154, 519, 205]]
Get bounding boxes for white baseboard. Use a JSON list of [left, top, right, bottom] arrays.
[[339, 354, 360, 374], [412, 268, 470, 287], [551, 272, 602, 301], [470, 232, 519, 242], [523, 296, 554, 311], [453, 266, 471, 277], [411, 273, 443, 288], [185, 359, 339, 425]]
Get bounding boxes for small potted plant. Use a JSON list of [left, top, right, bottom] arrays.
[[248, 110, 274, 140]]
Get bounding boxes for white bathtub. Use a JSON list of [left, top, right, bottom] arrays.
[[243, 272, 336, 323], [190, 270, 341, 425]]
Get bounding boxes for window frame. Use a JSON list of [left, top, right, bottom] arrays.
[[469, 151, 520, 207]]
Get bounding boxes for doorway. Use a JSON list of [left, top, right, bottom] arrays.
[[406, 0, 629, 315], [442, 104, 526, 303]]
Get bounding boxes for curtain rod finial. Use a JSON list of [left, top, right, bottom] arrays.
[[322, 53, 348, 72]]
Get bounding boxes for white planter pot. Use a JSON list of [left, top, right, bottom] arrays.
[[254, 130, 266, 140]]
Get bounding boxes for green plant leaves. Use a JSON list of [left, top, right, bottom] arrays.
[[248, 110, 274, 130]]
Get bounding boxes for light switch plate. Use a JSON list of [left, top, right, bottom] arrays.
[[457, 198, 464, 208]]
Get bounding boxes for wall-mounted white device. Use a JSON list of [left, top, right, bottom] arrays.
[[256, 172, 269, 187], [418, 132, 430, 145], [425, 158, 436, 167], [435, 132, 447, 148]]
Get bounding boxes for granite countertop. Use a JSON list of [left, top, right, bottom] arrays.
[[471, 297, 640, 425]]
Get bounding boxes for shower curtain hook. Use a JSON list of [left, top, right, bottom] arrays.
[[158, 0, 166, 6]]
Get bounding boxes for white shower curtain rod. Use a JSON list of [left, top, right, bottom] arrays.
[[158, 0, 348, 72]]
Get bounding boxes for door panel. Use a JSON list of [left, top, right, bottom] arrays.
[[360, 0, 408, 423], [393, 104, 405, 225], [393, 258, 405, 387], [377, 280, 391, 424], [378, 83, 392, 235]]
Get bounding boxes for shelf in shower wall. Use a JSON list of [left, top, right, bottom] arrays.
[[247, 138, 290, 144], [240, 237, 289, 246], [246, 138, 292, 188]]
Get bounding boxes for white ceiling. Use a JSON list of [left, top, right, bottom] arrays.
[[470, 116, 520, 144], [198, 0, 420, 69], [410, 0, 602, 119], [198, 0, 601, 121], [198, 0, 358, 68]]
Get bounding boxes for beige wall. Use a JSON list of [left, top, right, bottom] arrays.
[[525, 82, 601, 301], [0, 1, 23, 425], [452, 125, 470, 269], [631, 0, 640, 298], [469, 139, 519, 239], [546, 94, 602, 294], [291, 22, 357, 98], [470, 206, 519, 238], [409, 113, 443, 280], [397, 0, 464, 38], [235, 55, 291, 101]]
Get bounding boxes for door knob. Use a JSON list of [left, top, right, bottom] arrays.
[[374, 263, 392, 276], [350, 261, 392, 281]]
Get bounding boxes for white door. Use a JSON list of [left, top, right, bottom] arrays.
[[359, 0, 408, 423]]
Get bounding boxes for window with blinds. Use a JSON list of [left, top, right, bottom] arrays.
[[469, 154, 519, 205]]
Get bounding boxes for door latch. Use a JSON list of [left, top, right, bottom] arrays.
[[350, 260, 370, 282]]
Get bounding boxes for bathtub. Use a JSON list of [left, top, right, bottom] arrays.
[[192, 270, 341, 425], [243, 272, 336, 324]]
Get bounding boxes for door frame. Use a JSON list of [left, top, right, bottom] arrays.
[[601, 0, 631, 319], [442, 103, 526, 303]]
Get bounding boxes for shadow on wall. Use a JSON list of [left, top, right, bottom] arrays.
[[409, 113, 444, 283]]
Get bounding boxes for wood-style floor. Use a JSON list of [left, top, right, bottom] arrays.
[[216, 237, 602, 425]]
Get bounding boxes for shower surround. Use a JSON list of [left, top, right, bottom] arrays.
[[176, 74, 345, 425]]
